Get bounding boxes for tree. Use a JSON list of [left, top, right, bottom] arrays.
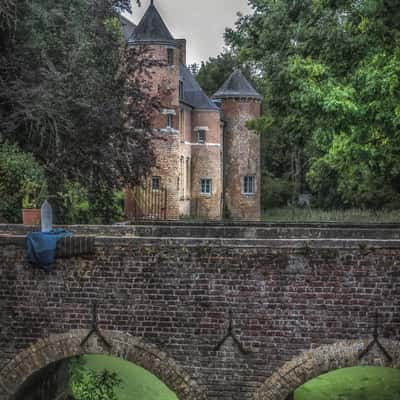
[[226, 0, 400, 209], [0, 0, 158, 223]]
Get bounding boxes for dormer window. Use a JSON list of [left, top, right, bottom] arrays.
[[197, 130, 206, 144], [167, 48, 174, 66]]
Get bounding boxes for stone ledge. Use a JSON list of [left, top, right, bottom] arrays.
[[2, 234, 400, 250], [0, 235, 95, 257]]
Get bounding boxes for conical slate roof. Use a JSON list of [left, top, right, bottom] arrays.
[[180, 65, 219, 111], [213, 70, 262, 100], [129, 2, 176, 47], [119, 15, 136, 42]]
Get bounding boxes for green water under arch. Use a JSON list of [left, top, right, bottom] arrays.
[[294, 366, 400, 400], [75, 355, 179, 400]]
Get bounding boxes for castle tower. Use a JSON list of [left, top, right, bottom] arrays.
[[125, 1, 223, 221], [127, 1, 181, 219], [213, 70, 262, 221]]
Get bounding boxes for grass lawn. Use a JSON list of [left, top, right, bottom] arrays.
[[262, 208, 400, 223], [295, 367, 400, 400], [77, 355, 178, 400]]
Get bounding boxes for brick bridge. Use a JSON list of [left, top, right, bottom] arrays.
[[1, 223, 400, 400]]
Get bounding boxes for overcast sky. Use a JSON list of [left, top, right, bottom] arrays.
[[123, 0, 252, 65]]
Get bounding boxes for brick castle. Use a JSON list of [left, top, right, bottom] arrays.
[[123, 1, 262, 221]]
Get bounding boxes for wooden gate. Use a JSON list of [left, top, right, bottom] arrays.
[[125, 180, 167, 221]]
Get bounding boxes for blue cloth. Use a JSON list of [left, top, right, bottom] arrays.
[[26, 230, 72, 272]]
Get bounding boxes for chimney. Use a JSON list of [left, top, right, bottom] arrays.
[[176, 39, 187, 65]]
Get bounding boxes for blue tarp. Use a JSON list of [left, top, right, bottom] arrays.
[[26, 230, 72, 272]]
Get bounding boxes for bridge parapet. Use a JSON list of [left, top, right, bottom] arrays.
[[0, 224, 399, 400], [2, 222, 400, 240]]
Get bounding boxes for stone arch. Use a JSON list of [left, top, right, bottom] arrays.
[[254, 339, 400, 400], [0, 330, 204, 400]]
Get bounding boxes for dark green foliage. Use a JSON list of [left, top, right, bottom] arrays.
[[0, 143, 47, 223], [262, 174, 293, 209], [192, 52, 256, 97], [226, 0, 400, 210], [0, 0, 157, 223], [69, 357, 122, 400]]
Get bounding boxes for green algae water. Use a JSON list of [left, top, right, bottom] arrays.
[[295, 367, 400, 400], [75, 355, 178, 400]]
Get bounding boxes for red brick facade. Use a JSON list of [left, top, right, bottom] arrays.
[[220, 99, 261, 221], [124, 4, 261, 221]]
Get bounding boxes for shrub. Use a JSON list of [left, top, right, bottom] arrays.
[[261, 174, 294, 209], [0, 142, 47, 223]]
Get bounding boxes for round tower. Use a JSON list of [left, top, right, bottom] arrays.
[[213, 70, 262, 221], [127, 0, 181, 220]]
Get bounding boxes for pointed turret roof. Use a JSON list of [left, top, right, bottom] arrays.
[[119, 15, 136, 42], [213, 70, 262, 100], [129, 1, 176, 47], [180, 65, 219, 111]]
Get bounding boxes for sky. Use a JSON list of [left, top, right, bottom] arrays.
[[123, 0, 252, 65]]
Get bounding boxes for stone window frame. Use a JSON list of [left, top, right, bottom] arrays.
[[200, 178, 212, 196], [166, 114, 173, 129], [197, 130, 206, 144], [194, 126, 209, 145], [242, 175, 257, 196], [167, 47, 174, 66]]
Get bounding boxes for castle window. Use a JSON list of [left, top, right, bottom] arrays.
[[243, 176, 256, 195], [197, 130, 206, 144], [167, 114, 173, 129], [186, 157, 191, 198], [179, 81, 184, 99], [179, 110, 184, 141], [152, 176, 161, 191], [167, 48, 174, 66], [200, 179, 212, 195]]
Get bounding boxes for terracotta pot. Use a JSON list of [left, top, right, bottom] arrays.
[[22, 209, 41, 226]]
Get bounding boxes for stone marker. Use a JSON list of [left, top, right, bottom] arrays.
[[40, 200, 53, 233]]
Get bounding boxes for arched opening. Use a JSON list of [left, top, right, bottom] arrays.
[[291, 366, 400, 400], [13, 355, 179, 400], [0, 331, 204, 400], [255, 340, 400, 400]]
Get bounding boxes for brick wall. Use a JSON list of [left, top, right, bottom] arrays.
[[191, 110, 223, 220], [0, 227, 399, 399], [222, 99, 261, 221]]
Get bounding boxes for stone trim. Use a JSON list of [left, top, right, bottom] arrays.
[[0, 331, 205, 400], [254, 339, 400, 400], [162, 109, 177, 115]]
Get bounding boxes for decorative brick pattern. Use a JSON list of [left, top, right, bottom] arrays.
[[255, 339, 400, 400], [0, 226, 400, 400], [0, 331, 204, 400]]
